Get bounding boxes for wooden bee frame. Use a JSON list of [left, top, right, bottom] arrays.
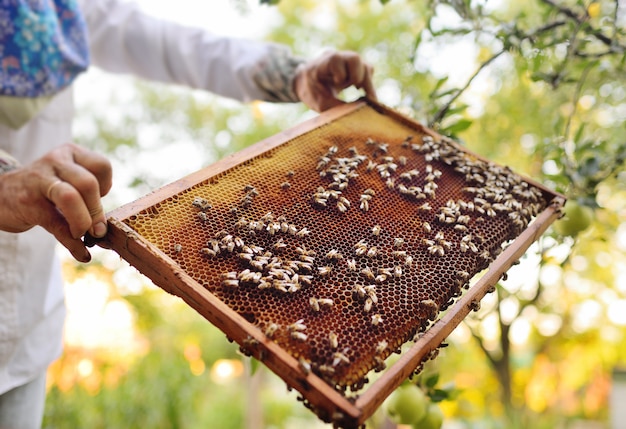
[[92, 99, 565, 428]]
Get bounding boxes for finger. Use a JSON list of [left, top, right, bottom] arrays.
[[70, 144, 111, 237], [39, 203, 92, 263], [49, 162, 102, 237], [323, 52, 351, 88], [71, 145, 113, 197], [360, 65, 377, 101], [43, 177, 93, 239]]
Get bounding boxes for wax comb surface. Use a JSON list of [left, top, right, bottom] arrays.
[[99, 100, 563, 427]]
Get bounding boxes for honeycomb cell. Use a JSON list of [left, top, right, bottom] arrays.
[[122, 104, 549, 391]]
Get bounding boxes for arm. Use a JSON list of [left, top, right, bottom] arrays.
[[82, 0, 376, 111], [82, 0, 296, 102]]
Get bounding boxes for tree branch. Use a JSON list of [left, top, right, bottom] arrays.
[[429, 48, 506, 127]]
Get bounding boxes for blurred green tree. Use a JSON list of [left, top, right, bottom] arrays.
[[46, 0, 625, 428]]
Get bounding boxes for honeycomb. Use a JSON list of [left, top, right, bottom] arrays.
[[122, 104, 548, 392]]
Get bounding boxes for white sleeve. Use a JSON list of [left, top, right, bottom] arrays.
[[81, 0, 300, 102]]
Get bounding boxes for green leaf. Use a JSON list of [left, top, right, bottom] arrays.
[[249, 357, 261, 375], [443, 118, 473, 135], [429, 389, 450, 403], [424, 372, 440, 389]]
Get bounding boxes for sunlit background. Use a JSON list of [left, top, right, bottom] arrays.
[[44, 0, 626, 428]]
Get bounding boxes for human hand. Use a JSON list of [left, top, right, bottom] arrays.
[[0, 143, 112, 262], [294, 50, 376, 112]]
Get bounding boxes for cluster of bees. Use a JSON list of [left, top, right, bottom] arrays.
[[181, 129, 546, 391]]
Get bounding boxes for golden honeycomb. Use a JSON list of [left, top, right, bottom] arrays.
[[122, 104, 548, 392]]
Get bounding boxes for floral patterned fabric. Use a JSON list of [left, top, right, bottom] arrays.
[[0, 0, 89, 97]]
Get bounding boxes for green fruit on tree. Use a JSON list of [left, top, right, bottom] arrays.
[[554, 201, 593, 237], [413, 403, 444, 429], [385, 384, 428, 425]]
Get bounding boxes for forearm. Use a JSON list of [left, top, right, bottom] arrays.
[[83, 0, 303, 103]]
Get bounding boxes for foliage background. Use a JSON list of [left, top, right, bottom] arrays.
[[44, 0, 625, 427]]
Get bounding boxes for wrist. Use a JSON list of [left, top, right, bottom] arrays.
[[0, 150, 20, 175], [252, 45, 305, 103]]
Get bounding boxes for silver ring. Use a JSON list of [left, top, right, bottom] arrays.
[[46, 179, 64, 201]]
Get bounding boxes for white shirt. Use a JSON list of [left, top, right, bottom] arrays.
[[0, 0, 298, 394]]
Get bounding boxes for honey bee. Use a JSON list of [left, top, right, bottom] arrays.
[[200, 247, 216, 257], [309, 297, 320, 312], [333, 351, 350, 366], [235, 217, 249, 228], [288, 224, 298, 235], [329, 332, 339, 350], [300, 255, 315, 264], [405, 255, 414, 267], [173, 243, 182, 253], [375, 340, 388, 354], [326, 249, 343, 260], [363, 297, 374, 313], [318, 364, 335, 376], [366, 286, 378, 303], [288, 319, 306, 332], [353, 285, 367, 299], [273, 238, 287, 251], [337, 201, 348, 213], [197, 212, 208, 222], [313, 195, 328, 207], [297, 227, 311, 237], [317, 266, 332, 276], [371, 314, 383, 326], [222, 279, 239, 288], [419, 202, 432, 212], [394, 265, 403, 277], [366, 246, 378, 258], [257, 280, 272, 290], [428, 244, 445, 256], [317, 156, 331, 170], [346, 259, 357, 271], [291, 332, 308, 341], [393, 237, 405, 248], [299, 357, 311, 375], [422, 222, 432, 233], [300, 275, 313, 285], [420, 299, 439, 313], [361, 267, 375, 281], [372, 225, 382, 236], [264, 323, 279, 338], [318, 298, 334, 308], [192, 196, 212, 211]]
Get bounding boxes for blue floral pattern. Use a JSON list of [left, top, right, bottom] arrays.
[[0, 0, 89, 97]]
